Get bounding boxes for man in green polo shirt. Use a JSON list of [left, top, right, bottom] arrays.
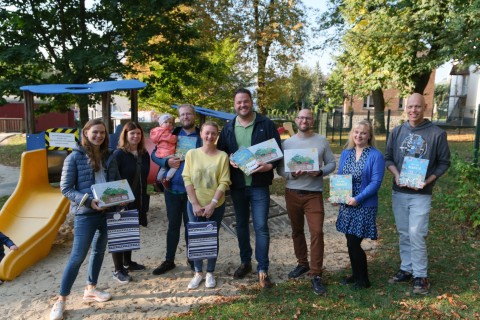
[[217, 88, 282, 289]]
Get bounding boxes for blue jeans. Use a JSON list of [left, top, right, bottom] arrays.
[[164, 190, 189, 261], [59, 213, 108, 296], [230, 186, 271, 272], [187, 202, 225, 273], [392, 191, 432, 278]]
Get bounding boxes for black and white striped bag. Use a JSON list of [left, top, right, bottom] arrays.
[[187, 220, 218, 260], [106, 209, 140, 253]]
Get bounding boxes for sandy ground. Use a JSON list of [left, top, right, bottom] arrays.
[[0, 189, 378, 320]]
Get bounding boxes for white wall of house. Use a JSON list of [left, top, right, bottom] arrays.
[[465, 67, 480, 112], [448, 66, 479, 125]]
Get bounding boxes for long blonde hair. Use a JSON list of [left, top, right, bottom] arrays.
[[81, 119, 110, 171], [344, 120, 376, 149]]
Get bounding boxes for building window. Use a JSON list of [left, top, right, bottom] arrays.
[[363, 95, 374, 109], [398, 97, 404, 109]]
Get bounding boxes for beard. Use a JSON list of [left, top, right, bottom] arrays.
[[182, 122, 195, 130], [298, 126, 311, 133]]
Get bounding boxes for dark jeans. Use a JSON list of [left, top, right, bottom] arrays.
[[230, 186, 271, 272], [164, 190, 189, 261]]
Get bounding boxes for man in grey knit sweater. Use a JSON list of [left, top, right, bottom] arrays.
[[277, 108, 336, 295]]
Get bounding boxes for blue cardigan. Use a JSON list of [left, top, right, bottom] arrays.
[[338, 147, 385, 207]]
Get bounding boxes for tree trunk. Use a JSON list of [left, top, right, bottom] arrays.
[[412, 71, 431, 94], [372, 88, 386, 134], [257, 60, 267, 115], [78, 95, 90, 127]]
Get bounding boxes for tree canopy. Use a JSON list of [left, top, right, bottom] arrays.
[[0, 0, 207, 124], [200, 0, 308, 114]]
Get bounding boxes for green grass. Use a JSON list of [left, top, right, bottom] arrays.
[[0, 134, 26, 167], [176, 140, 480, 320], [0, 195, 9, 208]]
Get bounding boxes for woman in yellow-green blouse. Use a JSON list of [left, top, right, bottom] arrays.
[[182, 121, 231, 290]]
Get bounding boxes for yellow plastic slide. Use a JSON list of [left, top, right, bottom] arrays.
[[0, 149, 69, 281]]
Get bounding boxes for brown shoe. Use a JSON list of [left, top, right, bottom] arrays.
[[233, 263, 252, 279], [258, 272, 274, 289], [161, 177, 171, 191]]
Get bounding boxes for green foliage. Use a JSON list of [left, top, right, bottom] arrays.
[[0, 0, 206, 123], [316, 0, 480, 99], [434, 83, 450, 119], [265, 64, 326, 114], [447, 0, 480, 66], [200, 0, 308, 114], [324, 67, 346, 111], [443, 154, 480, 229], [139, 37, 246, 113]]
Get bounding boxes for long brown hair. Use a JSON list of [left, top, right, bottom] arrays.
[[117, 121, 146, 155], [81, 119, 110, 171]]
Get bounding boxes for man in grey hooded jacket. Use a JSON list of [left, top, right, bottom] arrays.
[[385, 93, 450, 295]]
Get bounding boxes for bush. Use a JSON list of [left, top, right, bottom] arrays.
[[443, 155, 480, 229]]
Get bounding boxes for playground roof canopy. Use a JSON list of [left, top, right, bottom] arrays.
[[20, 80, 146, 95], [172, 104, 235, 121]]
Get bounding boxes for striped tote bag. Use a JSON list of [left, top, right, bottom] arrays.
[[106, 209, 141, 253], [187, 220, 218, 261]]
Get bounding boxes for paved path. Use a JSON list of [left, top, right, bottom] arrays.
[[0, 133, 21, 196], [0, 164, 19, 197]]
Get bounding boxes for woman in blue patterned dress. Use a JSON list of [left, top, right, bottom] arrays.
[[335, 120, 385, 289]]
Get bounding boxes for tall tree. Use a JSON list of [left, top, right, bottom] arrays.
[[448, 0, 480, 66], [315, 0, 474, 132], [201, 0, 307, 114]]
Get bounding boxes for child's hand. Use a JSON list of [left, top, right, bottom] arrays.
[[10, 245, 18, 251]]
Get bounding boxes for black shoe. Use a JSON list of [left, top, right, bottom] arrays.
[[124, 261, 146, 272], [113, 269, 132, 284], [311, 276, 327, 295], [351, 280, 371, 290], [412, 277, 430, 295], [153, 181, 164, 192], [152, 260, 176, 275], [233, 263, 252, 279], [187, 259, 194, 271], [340, 275, 355, 285], [288, 265, 310, 279], [388, 270, 413, 284]]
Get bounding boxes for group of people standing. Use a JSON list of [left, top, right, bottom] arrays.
[[49, 89, 450, 319]]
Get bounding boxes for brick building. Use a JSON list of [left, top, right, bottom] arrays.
[[341, 71, 436, 118]]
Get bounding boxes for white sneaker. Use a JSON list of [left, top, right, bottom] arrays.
[[205, 272, 216, 288], [83, 288, 112, 302], [49, 300, 65, 320], [188, 273, 203, 289]]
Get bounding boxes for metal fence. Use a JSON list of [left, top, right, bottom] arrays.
[[268, 107, 479, 167]]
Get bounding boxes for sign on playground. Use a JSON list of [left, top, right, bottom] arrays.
[[45, 128, 79, 150]]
